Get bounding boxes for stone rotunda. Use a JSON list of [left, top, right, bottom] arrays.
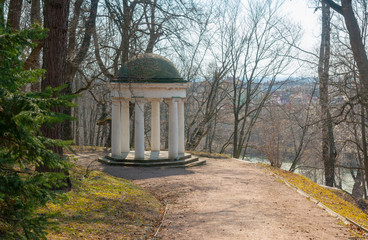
[[99, 53, 205, 167]]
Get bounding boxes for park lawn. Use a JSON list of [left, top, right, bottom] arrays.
[[262, 164, 368, 237], [40, 165, 162, 239]]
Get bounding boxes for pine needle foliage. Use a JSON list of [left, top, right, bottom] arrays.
[[0, 25, 74, 239]]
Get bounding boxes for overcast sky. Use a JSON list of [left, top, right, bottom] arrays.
[[282, 0, 321, 51]]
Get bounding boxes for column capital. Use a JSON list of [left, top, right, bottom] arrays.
[[164, 97, 181, 103], [149, 98, 162, 103], [120, 97, 131, 103], [112, 97, 130, 103], [112, 97, 120, 105]]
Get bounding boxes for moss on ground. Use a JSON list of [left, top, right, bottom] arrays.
[[262, 164, 368, 237], [65, 145, 105, 154], [40, 166, 162, 239]]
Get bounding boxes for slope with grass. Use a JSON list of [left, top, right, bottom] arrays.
[[39, 166, 162, 239]]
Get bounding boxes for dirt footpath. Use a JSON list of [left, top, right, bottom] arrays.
[[77, 153, 355, 240]]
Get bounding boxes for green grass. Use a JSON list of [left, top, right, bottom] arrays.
[[39, 166, 162, 239], [65, 145, 105, 153]]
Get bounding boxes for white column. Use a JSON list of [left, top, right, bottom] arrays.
[[167, 99, 178, 159], [121, 99, 130, 153], [134, 99, 145, 159], [111, 98, 121, 157], [151, 99, 161, 151], [178, 99, 185, 155]]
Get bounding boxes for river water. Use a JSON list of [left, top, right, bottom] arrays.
[[244, 157, 356, 194]]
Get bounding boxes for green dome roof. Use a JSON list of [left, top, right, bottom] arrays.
[[114, 53, 186, 83]]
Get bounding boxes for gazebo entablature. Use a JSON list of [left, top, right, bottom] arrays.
[[109, 82, 189, 99]]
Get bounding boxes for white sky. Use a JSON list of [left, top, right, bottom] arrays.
[[281, 0, 321, 51]]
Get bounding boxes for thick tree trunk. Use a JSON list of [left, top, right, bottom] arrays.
[[318, 3, 336, 187], [324, 0, 368, 105], [340, 0, 368, 105], [7, 0, 22, 30], [41, 0, 70, 139], [324, 0, 368, 188], [38, 0, 71, 189], [31, 0, 41, 24]]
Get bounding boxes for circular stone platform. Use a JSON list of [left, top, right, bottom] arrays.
[[98, 151, 206, 168]]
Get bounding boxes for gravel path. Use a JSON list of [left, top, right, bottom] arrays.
[[76, 153, 355, 239]]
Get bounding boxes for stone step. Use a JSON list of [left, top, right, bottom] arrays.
[[98, 156, 201, 167], [105, 154, 192, 163], [170, 159, 207, 168]]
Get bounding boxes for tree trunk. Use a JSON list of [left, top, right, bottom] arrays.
[[67, 0, 99, 83], [0, 0, 5, 27], [361, 105, 368, 194], [233, 114, 239, 158], [105, 123, 111, 148], [352, 169, 364, 199], [67, 0, 83, 58], [340, 0, 368, 106], [29, 0, 42, 91], [7, 0, 22, 30], [75, 101, 80, 146], [318, 3, 336, 187], [324, 0, 368, 106], [38, 0, 71, 189], [130, 103, 135, 149], [122, 0, 131, 64], [63, 0, 99, 141], [145, 0, 159, 53], [41, 0, 70, 136], [31, 0, 41, 24]]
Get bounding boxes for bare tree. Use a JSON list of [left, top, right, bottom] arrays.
[[63, 0, 99, 140], [216, 0, 298, 158], [318, 2, 337, 187], [256, 104, 285, 168], [287, 82, 317, 172], [320, 0, 368, 191], [185, 70, 230, 150], [324, 0, 368, 106]]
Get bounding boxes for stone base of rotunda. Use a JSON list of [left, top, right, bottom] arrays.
[[98, 151, 206, 168]]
